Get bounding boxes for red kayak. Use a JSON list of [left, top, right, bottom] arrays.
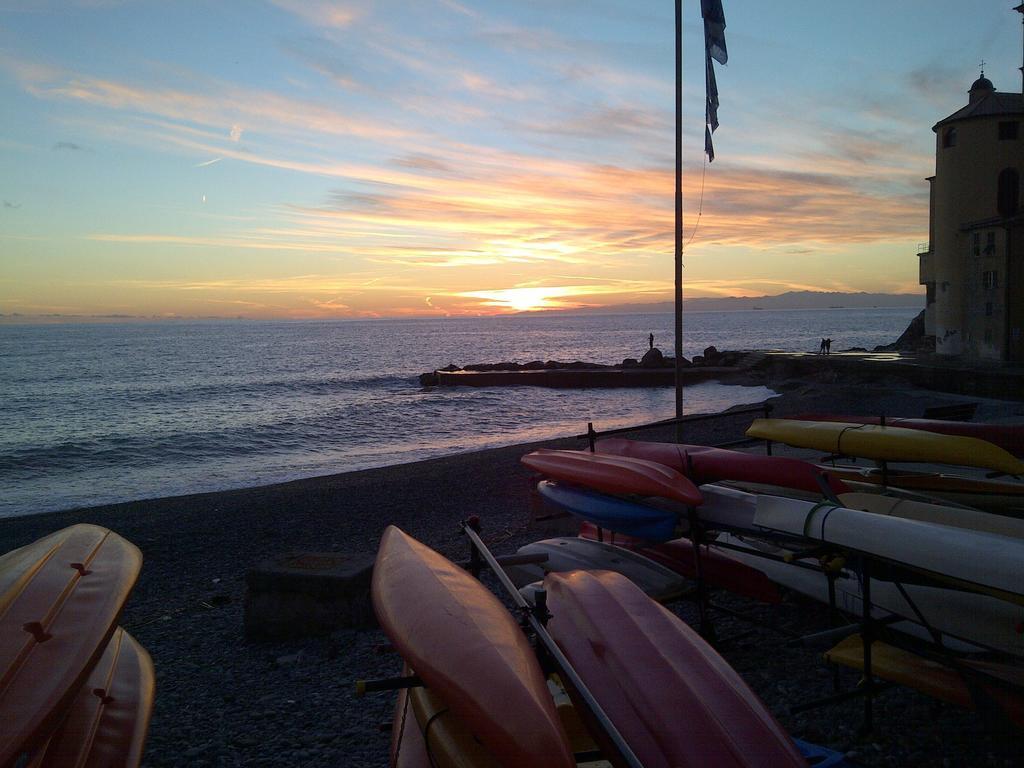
[[522, 449, 703, 506], [578, 521, 781, 604], [545, 570, 806, 768], [794, 413, 1024, 458], [372, 526, 574, 768], [595, 438, 849, 496]]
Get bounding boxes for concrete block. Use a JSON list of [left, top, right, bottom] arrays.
[[244, 551, 376, 640]]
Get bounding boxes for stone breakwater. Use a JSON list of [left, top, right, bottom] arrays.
[[419, 345, 750, 385]]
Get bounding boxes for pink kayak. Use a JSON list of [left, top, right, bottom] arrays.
[[596, 438, 850, 495], [577, 521, 781, 604], [793, 413, 1024, 457], [545, 570, 806, 768]]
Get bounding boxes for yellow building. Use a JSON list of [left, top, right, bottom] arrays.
[[920, 61, 1024, 362]]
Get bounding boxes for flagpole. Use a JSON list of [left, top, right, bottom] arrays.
[[674, 0, 684, 442]]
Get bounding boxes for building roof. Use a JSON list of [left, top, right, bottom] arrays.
[[971, 75, 995, 92], [933, 89, 1024, 131]]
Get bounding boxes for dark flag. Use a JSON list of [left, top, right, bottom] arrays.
[[701, 0, 728, 64], [701, 0, 727, 161], [705, 50, 719, 132]]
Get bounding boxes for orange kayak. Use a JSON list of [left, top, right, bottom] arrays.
[[545, 570, 805, 768], [372, 526, 574, 768], [29, 627, 154, 767], [0, 525, 142, 765], [522, 449, 703, 506]]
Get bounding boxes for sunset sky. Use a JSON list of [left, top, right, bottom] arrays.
[[1, 1, 1021, 318]]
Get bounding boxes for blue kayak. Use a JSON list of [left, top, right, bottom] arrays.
[[537, 480, 678, 541]]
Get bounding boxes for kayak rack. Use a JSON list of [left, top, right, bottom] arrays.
[[462, 516, 647, 768], [649, 497, 1021, 734]]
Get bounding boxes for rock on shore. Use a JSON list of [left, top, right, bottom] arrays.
[[419, 346, 747, 385]]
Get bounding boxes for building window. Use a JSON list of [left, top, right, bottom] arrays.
[[926, 282, 936, 305], [999, 121, 1019, 140], [943, 127, 957, 148], [986, 301, 994, 316], [984, 328, 993, 344], [985, 231, 996, 254], [972, 232, 981, 256], [998, 168, 1020, 217], [983, 270, 999, 289]]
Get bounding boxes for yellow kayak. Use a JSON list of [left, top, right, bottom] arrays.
[[747, 418, 1024, 475], [408, 684, 501, 768], [825, 634, 1024, 726]]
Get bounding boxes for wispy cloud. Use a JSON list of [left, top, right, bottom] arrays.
[[269, 0, 363, 31], [53, 140, 86, 151], [194, 157, 222, 167], [6, 58, 417, 147]]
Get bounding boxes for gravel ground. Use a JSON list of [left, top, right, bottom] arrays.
[[2, 374, 1023, 767]]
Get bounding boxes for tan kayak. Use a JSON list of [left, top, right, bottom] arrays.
[[838, 492, 1024, 538], [0, 525, 142, 765]]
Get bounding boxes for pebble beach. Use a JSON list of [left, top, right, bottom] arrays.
[[2, 374, 1023, 767]]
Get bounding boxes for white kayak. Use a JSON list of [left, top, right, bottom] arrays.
[[505, 537, 688, 603], [717, 533, 1016, 656], [753, 496, 1024, 601]]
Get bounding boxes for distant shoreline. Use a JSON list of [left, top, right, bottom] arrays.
[[0, 296, 923, 324]]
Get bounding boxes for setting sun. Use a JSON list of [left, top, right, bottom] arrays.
[[457, 286, 587, 312]]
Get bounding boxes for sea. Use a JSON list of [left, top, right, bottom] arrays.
[[0, 307, 919, 518]]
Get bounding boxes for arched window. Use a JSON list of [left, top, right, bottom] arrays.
[[997, 167, 1019, 217], [942, 127, 957, 148]]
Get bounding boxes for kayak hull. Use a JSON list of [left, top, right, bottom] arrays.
[[371, 526, 574, 768], [828, 467, 1024, 514], [754, 495, 1024, 599], [545, 570, 805, 768], [522, 449, 703, 506], [507, 537, 687, 603], [838, 492, 1024, 538], [719, 533, 1022, 656], [0, 525, 142, 765], [537, 479, 677, 541], [30, 627, 154, 768], [596, 438, 849, 495], [826, 634, 1024, 726], [794, 414, 1024, 457], [577, 522, 781, 604], [747, 418, 1024, 475], [390, 681, 432, 768]]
